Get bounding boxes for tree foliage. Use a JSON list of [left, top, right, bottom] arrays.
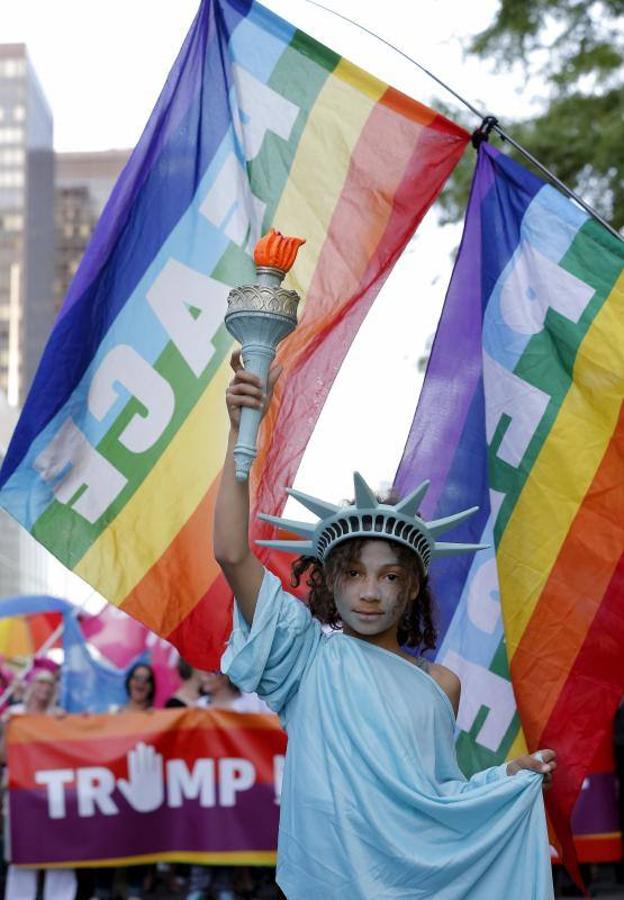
[[438, 0, 624, 232]]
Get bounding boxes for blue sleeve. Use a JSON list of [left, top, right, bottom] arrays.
[[465, 763, 547, 792], [442, 763, 543, 798], [221, 568, 323, 717], [463, 760, 548, 790], [462, 763, 510, 788]]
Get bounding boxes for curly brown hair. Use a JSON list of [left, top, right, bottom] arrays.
[[291, 538, 437, 651]]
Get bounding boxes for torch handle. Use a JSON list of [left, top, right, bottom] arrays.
[[234, 341, 276, 481]]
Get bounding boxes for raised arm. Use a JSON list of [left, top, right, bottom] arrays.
[[213, 351, 281, 626]]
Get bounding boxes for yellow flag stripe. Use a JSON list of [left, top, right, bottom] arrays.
[[499, 271, 624, 657]]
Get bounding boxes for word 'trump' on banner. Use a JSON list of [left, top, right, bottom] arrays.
[[7, 708, 286, 867]]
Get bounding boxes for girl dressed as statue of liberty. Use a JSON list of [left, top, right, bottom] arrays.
[[214, 349, 556, 900]]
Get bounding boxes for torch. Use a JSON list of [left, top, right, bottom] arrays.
[[225, 229, 305, 481]]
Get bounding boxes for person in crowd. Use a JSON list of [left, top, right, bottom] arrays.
[[165, 664, 241, 900], [163, 661, 208, 897], [213, 351, 557, 899], [165, 658, 208, 708], [167, 667, 268, 900], [2, 660, 77, 900], [193, 670, 271, 900], [92, 663, 157, 900], [1, 658, 63, 722], [203, 671, 270, 713], [123, 662, 156, 714]]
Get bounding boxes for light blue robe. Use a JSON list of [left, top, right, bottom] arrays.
[[222, 570, 553, 899]]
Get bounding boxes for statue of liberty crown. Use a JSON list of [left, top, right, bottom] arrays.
[[256, 472, 487, 571]]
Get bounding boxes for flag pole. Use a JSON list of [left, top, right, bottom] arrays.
[[302, 0, 624, 245]]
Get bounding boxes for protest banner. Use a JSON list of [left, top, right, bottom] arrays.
[[6, 708, 286, 866]]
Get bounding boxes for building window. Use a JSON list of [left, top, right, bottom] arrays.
[[0, 148, 24, 165], [2, 213, 23, 231], [0, 171, 24, 188], [0, 188, 23, 206], [12, 105, 25, 122], [0, 127, 24, 145], [0, 59, 26, 78]]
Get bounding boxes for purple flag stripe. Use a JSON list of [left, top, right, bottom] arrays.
[[10, 784, 279, 866], [393, 158, 495, 517]]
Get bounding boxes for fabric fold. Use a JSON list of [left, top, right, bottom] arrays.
[[223, 569, 554, 899]]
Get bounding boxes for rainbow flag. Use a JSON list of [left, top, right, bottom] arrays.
[[0, 595, 74, 658], [395, 142, 624, 865], [0, 0, 468, 667]]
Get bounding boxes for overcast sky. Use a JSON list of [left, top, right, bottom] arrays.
[[3, 0, 515, 152]]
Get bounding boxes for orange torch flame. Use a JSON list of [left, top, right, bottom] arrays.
[[254, 228, 306, 273]]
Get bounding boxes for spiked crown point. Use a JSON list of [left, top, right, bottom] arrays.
[[256, 472, 487, 571], [395, 480, 430, 517], [353, 472, 379, 509]]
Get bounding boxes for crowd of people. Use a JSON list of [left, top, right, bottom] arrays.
[[0, 657, 621, 898], [0, 656, 281, 900]]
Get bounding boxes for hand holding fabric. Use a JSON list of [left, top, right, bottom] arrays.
[[507, 748, 556, 790]]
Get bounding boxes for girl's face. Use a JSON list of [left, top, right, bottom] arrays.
[[331, 540, 417, 644]]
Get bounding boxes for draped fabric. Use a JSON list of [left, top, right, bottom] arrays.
[[223, 570, 553, 899]]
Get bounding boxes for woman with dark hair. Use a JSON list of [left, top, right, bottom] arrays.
[[93, 663, 157, 900], [165, 658, 207, 709], [123, 663, 156, 712]]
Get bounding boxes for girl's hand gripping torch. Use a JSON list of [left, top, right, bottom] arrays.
[[225, 229, 305, 481]]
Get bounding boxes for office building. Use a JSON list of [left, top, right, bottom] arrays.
[[0, 44, 54, 406], [55, 149, 129, 309]]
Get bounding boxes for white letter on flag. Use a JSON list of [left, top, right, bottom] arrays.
[[500, 241, 594, 335], [440, 650, 516, 753], [230, 63, 299, 160], [34, 419, 127, 524], [200, 151, 266, 254], [87, 345, 175, 453], [146, 259, 229, 378], [484, 352, 549, 468]]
